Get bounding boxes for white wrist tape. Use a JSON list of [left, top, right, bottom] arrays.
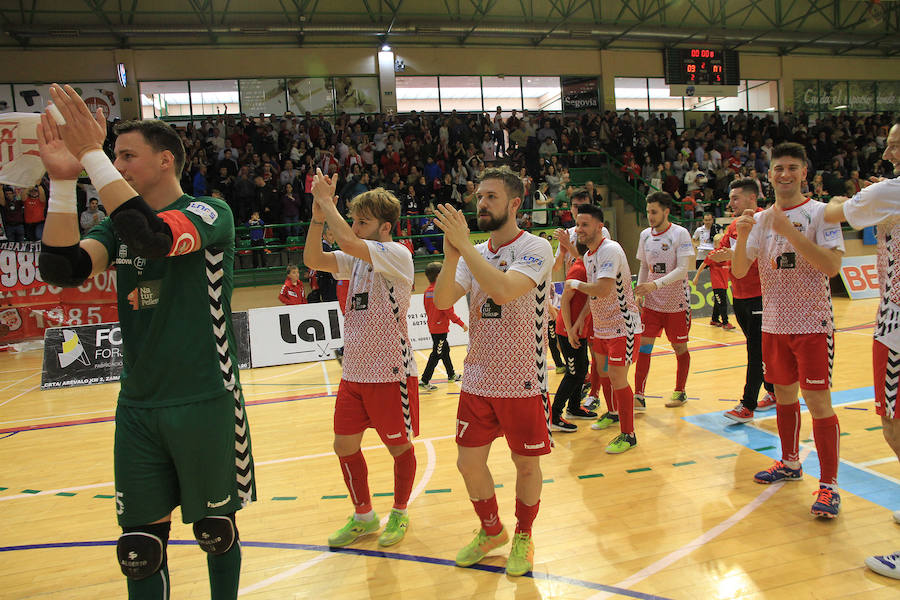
[[566, 279, 583, 291], [81, 149, 123, 191], [47, 179, 77, 214]]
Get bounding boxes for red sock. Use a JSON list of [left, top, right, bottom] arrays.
[[776, 402, 801, 463], [472, 495, 503, 536], [589, 361, 601, 397], [601, 377, 614, 412], [614, 385, 634, 434], [339, 450, 372, 514], [812, 414, 840, 487], [675, 351, 690, 392], [392, 446, 416, 510], [634, 352, 651, 395], [515, 498, 540, 535]]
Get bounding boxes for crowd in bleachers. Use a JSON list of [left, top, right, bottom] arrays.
[[2, 107, 895, 249]]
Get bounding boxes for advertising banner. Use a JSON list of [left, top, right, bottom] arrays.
[[11, 82, 121, 120], [839, 255, 880, 300], [40, 312, 252, 389], [561, 77, 599, 111]]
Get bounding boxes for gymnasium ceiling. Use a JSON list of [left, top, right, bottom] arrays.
[[2, 0, 899, 56]]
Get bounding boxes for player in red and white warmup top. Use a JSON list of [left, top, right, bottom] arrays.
[[303, 170, 418, 548], [824, 122, 900, 576], [565, 203, 643, 454], [432, 166, 553, 577], [632, 191, 695, 410], [732, 142, 845, 519]]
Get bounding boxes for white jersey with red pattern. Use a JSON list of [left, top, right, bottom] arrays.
[[334, 240, 417, 383], [636, 223, 694, 313], [843, 178, 900, 352], [584, 238, 643, 339], [456, 230, 554, 398], [745, 199, 845, 335]]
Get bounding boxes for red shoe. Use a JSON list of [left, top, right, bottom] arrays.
[[724, 404, 754, 423], [757, 392, 776, 411], [710, 321, 722, 327], [722, 322, 736, 330]]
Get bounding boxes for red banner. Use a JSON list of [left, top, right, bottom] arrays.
[[0, 241, 118, 344]]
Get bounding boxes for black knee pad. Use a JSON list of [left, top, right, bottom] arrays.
[[193, 513, 238, 555], [117, 522, 170, 580]]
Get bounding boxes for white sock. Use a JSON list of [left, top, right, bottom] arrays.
[[391, 508, 408, 516], [355, 510, 375, 521], [783, 460, 801, 470]]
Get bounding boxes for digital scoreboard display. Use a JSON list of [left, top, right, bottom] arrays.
[[664, 48, 740, 86]]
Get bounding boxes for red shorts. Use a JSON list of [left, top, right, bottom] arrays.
[[641, 308, 690, 343], [456, 391, 552, 456], [761, 332, 833, 390], [874, 340, 899, 419], [591, 334, 641, 366], [334, 376, 420, 445]]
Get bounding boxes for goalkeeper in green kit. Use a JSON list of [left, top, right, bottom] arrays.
[[37, 84, 256, 600]]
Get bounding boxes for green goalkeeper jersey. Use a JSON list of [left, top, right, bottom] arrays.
[[85, 194, 242, 407]]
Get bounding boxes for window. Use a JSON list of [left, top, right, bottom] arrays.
[[522, 77, 561, 111], [647, 78, 683, 112], [439, 76, 483, 112], [139, 81, 190, 118], [747, 80, 778, 112], [240, 79, 289, 115], [614, 78, 648, 111], [285, 78, 333, 115], [396, 76, 439, 112], [190, 80, 238, 117], [482, 76, 522, 112]]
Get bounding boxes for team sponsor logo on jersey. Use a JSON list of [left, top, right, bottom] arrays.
[[374, 241, 388, 253], [126, 280, 161, 310], [661, 243, 670, 251], [518, 253, 545, 271], [824, 228, 840, 240], [600, 261, 614, 271], [186, 201, 218, 225]]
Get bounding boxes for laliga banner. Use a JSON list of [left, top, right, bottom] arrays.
[[248, 296, 471, 369], [41, 312, 252, 389], [0, 113, 43, 188]]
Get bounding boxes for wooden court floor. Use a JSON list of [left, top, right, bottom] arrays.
[[1, 296, 898, 599]]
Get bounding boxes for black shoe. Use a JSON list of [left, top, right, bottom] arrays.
[[565, 407, 598, 420], [550, 417, 578, 432]]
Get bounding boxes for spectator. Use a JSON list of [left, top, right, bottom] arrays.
[[0, 187, 25, 242], [281, 183, 303, 238], [247, 210, 266, 268], [23, 185, 46, 241], [80, 197, 106, 234], [192, 164, 208, 197]]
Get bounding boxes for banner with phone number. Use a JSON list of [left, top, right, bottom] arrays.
[[0, 241, 118, 344]]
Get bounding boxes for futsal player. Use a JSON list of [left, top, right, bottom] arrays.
[[39, 84, 255, 600], [566, 204, 643, 453], [732, 143, 844, 518], [432, 166, 553, 577], [304, 172, 419, 548], [824, 122, 900, 575], [632, 191, 695, 409]]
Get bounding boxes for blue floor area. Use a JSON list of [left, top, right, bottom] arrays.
[[684, 386, 900, 512]]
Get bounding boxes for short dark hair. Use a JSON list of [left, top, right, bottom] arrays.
[[570, 188, 590, 204], [424, 261, 443, 283], [114, 119, 186, 174], [772, 142, 807, 163], [646, 191, 673, 210], [478, 166, 525, 202], [729, 177, 760, 197], [576, 203, 604, 223]]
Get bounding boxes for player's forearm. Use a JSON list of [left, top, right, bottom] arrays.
[[573, 278, 614, 298], [320, 200, 355, 248], [433, 255, 460, 310], [823, 200, 847, 224], [731, 239, 751, 279], [303, 222, 328, 270], [787, 231, 843, 277], [42, 179, 80, 246]]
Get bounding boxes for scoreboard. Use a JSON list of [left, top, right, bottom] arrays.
[[664, 48, 740, 86]]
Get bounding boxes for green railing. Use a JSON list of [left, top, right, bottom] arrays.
[[559, 151, 659, 225]]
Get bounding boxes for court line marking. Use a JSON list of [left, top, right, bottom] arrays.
[[320, 361, 331, 396], [0, 384, 40, 409], [0, 539, 674, 600], [244, 361, 320, 383], [859, 456, 899, 468], [0, 408, 112, 426], [586, 447, 812, 600], [0, 435, 453, 501], [0, 371, 39, 395], [239, 438, 438, 595]]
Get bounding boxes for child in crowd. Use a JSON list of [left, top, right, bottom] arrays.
[[279, 264, 307, 305], [419, 261, 467, 391], [693, 233, 735, 329]]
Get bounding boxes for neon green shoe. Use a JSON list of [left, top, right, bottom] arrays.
[[378, 509, 409, 547], [505, 532, 534, 576], [590, 411, 620, 430], [605, 432, 637, 454], [327, 513, 380, 547], [555, 366, 567, 374], [665, 391, 687, 407], [455, 527, 509, 567]]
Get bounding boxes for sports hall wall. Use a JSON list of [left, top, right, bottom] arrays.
[[2, 47, 898, 119]]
